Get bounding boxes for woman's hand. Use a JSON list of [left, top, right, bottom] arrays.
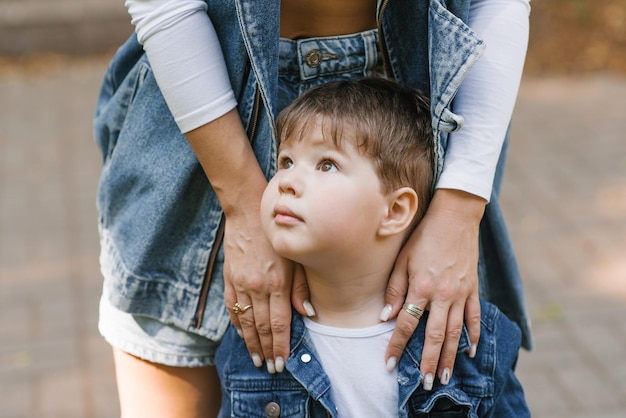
[[186, 109, 294, 373], [383, 189, 485, 390], [222, 208, 294, 374]]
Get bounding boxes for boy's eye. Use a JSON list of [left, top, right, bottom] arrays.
[[278, 157, 294, 170], [319, 160, 338, 172]]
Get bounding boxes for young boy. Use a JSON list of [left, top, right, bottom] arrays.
[[216, 78, 529, 417]]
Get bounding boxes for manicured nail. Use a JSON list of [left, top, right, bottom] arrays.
[[266, 359, 276, 374], [379, 304, 393, 322], [423, 373, 434, 391], [236, 328, 243, 338], [441, 368, 451, 385], [385, 356, 397, 372], [303, 300, 316, 317], [251, 353, 263, 368], [469, 344, 477, 359], [275, 356, 285, 373]]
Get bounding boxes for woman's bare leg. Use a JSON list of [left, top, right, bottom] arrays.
[[112, 347, 221, 418]]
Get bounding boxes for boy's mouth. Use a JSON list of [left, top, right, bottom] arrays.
[[273, 204, 303, 223]]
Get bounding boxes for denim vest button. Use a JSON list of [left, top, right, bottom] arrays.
[[264, 401, 281, 417], [300, 353, 312, 363], [305, 49, 323, 67]]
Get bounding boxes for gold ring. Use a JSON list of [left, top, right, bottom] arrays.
[[232, 302, 253, 314], [403, 303, 424, 320]]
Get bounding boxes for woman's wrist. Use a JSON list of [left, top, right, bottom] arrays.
[[185, 109, 268, 217], [429, 188, 487, 225]]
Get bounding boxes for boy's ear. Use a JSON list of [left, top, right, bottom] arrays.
[[378, 187, 418, 237]]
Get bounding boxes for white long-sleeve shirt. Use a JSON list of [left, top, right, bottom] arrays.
[[125, 0, 530, 201]]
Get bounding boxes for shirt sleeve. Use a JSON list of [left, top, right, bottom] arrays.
[[125, 0, 237, 133], [435, 0, 530, 201]]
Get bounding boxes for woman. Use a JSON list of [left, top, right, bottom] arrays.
[[94, 0, 532, 416]]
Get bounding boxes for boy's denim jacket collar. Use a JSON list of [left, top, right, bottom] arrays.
[[285, 310, 476, 416], [217, 300, 523, 417]]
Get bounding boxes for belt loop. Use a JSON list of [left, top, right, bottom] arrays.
[[362, 29, 379, 76]]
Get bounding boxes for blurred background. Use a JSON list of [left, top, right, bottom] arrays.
[[0, 0, 625, 416]]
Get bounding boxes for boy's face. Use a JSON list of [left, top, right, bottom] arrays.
[[261, 117, 389, 267]]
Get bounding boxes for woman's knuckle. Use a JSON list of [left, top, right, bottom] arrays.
[[446, 326, 463, 341], [426, 329, 446, 345], [239, 317, 255, 329], [396, 320, 416, 337], [384, 285, 403, 300], [388, 339, 406, 353], [270, 319, 289, 333], [468, 312, 481, 326], [256, 322, 272, 335], [441, 352, 456, 363], [246, 275, 266, 293]]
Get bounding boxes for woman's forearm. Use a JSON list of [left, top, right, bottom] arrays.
[[186, 109, 268, 216], [436, 0, 531, 201]]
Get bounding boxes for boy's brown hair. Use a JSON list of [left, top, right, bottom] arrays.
[[276, 77, 434, 224]]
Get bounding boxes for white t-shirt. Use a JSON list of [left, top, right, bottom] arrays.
[[304, 318, 398, 417], [125, 0, 531, 201]]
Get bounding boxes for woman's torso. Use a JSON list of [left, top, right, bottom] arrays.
[[279, 0, 377, 38]]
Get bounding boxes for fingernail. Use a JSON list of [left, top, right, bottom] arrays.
[[275, 356, 285, 373], [385, 356, 397, 372], [236, 328, 243, 338], [251, 353, 263, 368], [469, 344, 477, 359], [266, 359, 276, 374], [441, 368, 451, 385], [423, 373, 434, 391], [303, 300, 316, 317], [379, 304, 393, 322]]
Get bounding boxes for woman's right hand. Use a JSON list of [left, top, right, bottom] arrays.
[[186, 108, 294, 373], [222, 208, 294, 373]]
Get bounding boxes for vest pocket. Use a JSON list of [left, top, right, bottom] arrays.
[[408, 390, 478, 418], [229, 385, 311, 417]]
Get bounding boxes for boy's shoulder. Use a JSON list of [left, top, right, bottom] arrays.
[[397, 300, 523, 413]]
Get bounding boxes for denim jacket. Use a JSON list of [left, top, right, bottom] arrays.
[[216, 300, 530, 417], [94, 0, 532, 348]]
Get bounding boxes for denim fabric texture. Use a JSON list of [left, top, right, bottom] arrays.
[[216, 300, 530, 417], [94, 0, 532, 363]]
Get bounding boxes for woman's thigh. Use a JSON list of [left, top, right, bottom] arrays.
[[112, 348, 222, 418]]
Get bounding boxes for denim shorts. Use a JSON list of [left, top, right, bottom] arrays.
[[277, 29, 383, 112], [98, 29, 383, 368]]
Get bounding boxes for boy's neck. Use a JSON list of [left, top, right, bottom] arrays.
[[304, 264, 391, 328]]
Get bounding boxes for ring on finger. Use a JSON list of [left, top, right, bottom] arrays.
[[403, 303, 424, 320], [232, 302, 253, 314]]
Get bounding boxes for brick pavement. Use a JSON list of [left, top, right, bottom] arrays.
[[0, 0, 131, 55], [504, 75, 626, 417], [1, 56, 625, 417]]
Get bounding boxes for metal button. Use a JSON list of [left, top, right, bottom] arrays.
[[305, 49, 323, 67], [264, 401, 281, 418], [300, 353, 312, 363]]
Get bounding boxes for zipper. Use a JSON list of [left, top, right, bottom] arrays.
[[192, 217, 225, 328], [248, 86, 262, 141], [377, 0, 393, 78], [192, 84, 263, 328]]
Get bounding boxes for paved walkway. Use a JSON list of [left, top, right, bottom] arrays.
[[0, 0, 130, 55], [0, 54, 625, 417]]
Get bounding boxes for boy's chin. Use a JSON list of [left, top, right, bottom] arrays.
[[272, 245, 310, 266]]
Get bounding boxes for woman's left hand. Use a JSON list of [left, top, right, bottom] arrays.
[[383, 189, 485, 390]]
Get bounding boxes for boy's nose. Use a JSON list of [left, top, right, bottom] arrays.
[[278, 177, 296, 195], [277, 170, 300, 196]]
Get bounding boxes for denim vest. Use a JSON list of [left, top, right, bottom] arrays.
[[94, 0, 532, 349], [216, 300, 530, 417]]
